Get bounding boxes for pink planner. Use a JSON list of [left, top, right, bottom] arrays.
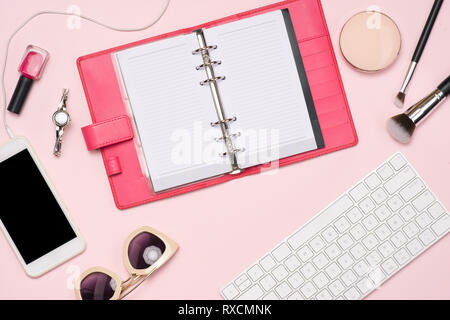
[[77, 0, 358, 209]]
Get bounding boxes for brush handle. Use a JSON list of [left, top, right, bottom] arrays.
[[438, 75, 450, 97], [412, 0, 443, 62]]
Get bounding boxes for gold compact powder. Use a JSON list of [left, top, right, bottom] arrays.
[[339, 11, 401, 72]]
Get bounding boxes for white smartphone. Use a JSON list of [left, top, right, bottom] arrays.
[[0, 137, 85, 277]]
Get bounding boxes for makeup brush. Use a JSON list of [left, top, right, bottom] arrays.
[[395, 0, 443, 108], [388, 75, 450, 143]]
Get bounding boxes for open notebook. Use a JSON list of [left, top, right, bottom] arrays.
[[115, 9, 324, 192]]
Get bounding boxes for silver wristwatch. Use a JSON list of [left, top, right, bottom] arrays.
[[52, 89, 71, 156]]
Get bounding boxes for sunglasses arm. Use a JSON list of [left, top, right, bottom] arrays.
[[119, 269, 156, 300]]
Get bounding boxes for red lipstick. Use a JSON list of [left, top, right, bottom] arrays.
[[7, 45, 49, 114]]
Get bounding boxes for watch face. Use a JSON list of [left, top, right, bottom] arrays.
[[53, 111, 70, 127]]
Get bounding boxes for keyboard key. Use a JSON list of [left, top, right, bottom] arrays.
[[313, 272, 330, 289], [403, 221, 420, 238], [350, 224, 367, 240], [325, 262, 342, 279], [359, 197, 376, 214], [272, 265, 289, 281], [387, 195, 404, 212], [287, 272, 304, 289], [337, 253, 354, 269], [375, 224, 392, 241], [322, 226, 339, 242], [260, 274, 277, 291], [287, 195, 353, 250], [325, 243, 342, 260], [237, 285, 264, 300], [284, 255, 301, 272], [362, 214, 378, 231], [344, 287, 361, 300], [287, 291, 304, 300], [346, 207, 363, 223], [275, 282, 292, 298], [316, 289, 333, 300], [393, 248, 411, 265], [366, 251, 382, 266], [419, 229, 436, 246], [312, 253, 329, 269], [381, 258, 398, 275], [222, 284, 239, 299], [384, 166, 415, 194], [341, 270, 357, 286], [412, 191, 435, 212], [238, 279, 252, 291], [389, 153, 406, 170], [390, 231, 407, 248], [300, 262, 317, 279], [428, 202, 445, 219], [378, 241, 395, 257], [349, 243, 366, 260], [377, 164, 394, 180], [334, 216, 351, 233], [362, 234, 379, 250], [262, 292, 279, 300], [387, 214, 404, 231], [416, 212, 432, 228], [248, 264, 264, 281], [357, 277, 374, 295], [350, 183, 369, 202], [297, 246, 314, 262], [329, 279, 345, 296], [406, 239, 423, 256], [374, 205, 392, 221], [337, 234, 354, 250], [353, 260, 370, 277], [300, 282, 317, 298], [235, 274, 249, 287], [400, 179, 426, 202], [371, 188, 388, 204], [400, 205, 417, 221], [272, 243, 291, 262], [368, 267, 386, 286], [260, 255, 277, 271], [365, 173, 382, 190], [309, 236, 326, 252], [431, 214, 450, 236]]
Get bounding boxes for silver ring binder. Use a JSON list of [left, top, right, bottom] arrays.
[[192, 45, 217, 55], [196, 60, 222, 70], [210, 117, 236, 127], [200, 76, 226, 86], [193, 29, 243, 175], [219, 148, 245, 157], [215, 132, 241, 142]]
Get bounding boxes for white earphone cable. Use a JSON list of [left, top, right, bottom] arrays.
[[1, 0, 171, 140]]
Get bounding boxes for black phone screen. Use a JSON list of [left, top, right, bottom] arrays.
[[0, 149, 76, 264]]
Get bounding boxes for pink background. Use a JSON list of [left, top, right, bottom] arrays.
[[0, 0, 449, 300]]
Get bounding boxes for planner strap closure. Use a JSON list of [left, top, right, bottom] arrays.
[[81, 115, 134, 151]]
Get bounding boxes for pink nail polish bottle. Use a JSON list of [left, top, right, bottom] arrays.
[[7, 45, 49, 114]]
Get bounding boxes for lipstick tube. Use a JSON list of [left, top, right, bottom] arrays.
[[7, 45, 49, 114]]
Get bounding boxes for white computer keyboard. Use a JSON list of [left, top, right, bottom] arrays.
[[222, 153, 450, 300]]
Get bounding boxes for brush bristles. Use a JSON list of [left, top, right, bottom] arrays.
[[387, 114, 415, 144], [394, 92, 405, 108]]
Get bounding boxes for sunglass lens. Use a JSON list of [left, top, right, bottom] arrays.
[[128, 232, 166, 269], [79, 272, 118, 300]]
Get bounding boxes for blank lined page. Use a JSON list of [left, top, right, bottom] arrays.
[[116, 34, 230, 192], [206, 10, 322, 169]]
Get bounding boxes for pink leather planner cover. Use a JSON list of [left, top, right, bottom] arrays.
[[77, 0, 358, 209]]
